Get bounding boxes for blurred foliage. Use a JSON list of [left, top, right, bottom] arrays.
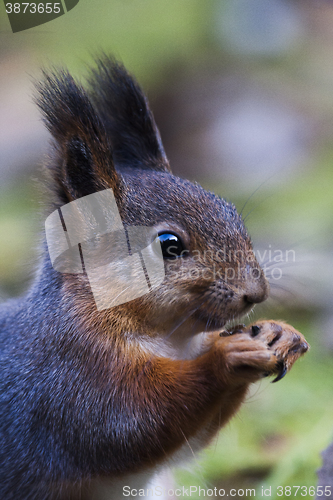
[[209, 149, 333, 246], [0, 179, 40, 297], [0, 0, 213, 84]]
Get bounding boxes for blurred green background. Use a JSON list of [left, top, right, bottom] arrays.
[[1, 0, 333, 498]]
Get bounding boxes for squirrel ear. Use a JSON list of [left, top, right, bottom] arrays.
[[88, 56, 171, 173], [36, 69, 122, 203]]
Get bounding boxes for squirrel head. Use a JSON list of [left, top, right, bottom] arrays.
[[37, 56, 269, 344]]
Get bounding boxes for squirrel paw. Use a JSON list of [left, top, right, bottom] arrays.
[[217, 320, 309, 384]]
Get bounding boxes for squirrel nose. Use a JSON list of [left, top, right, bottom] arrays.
[[243, 270, 270, 305]]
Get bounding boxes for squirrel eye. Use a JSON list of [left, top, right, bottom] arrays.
[[156, 232, 187, 259]]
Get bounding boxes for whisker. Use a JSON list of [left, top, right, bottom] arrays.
[[265, 272, 294, 282], [243, 194, 273, 223], [269, 285, 299, 303], [262, 261, 297, 270], [239, 174, 277, 218], [179, 429, 210, 490], [165, 302, 202, 341]]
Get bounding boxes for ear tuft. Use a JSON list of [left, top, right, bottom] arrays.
[[35, 69, 120, 202], [88, 55, 171, 172]]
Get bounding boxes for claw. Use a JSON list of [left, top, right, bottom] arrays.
[[219, 324, 246, 337], [271, 363, 288, 383], [229, 324, 246, 335], [251, 325, 260, 337]]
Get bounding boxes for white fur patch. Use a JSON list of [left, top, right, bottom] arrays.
[[125, 330, 211, 361]]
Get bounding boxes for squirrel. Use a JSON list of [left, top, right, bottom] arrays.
[[0, 56, 309, 500]]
